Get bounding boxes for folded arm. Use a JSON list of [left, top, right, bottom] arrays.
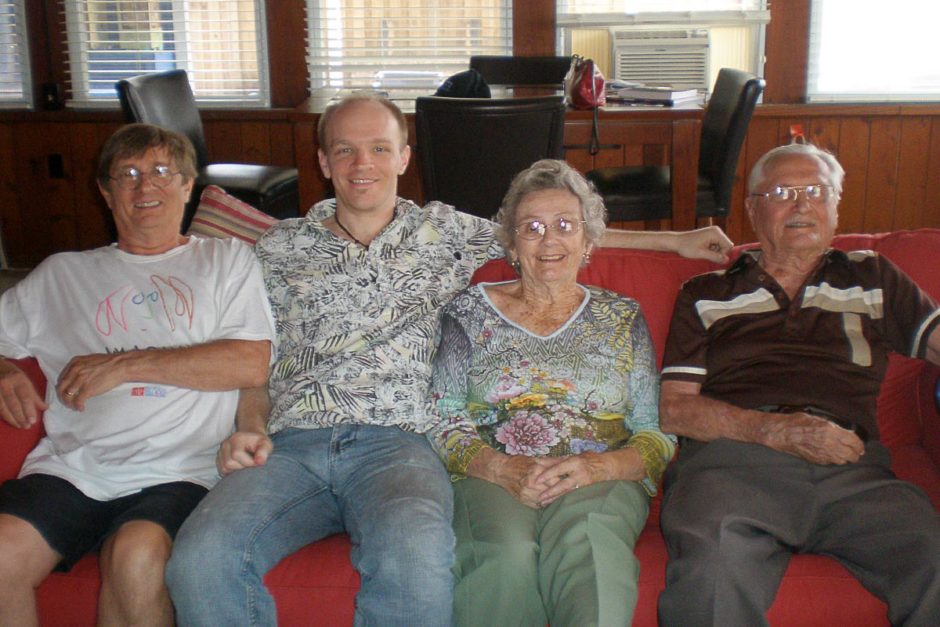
[[57, 339, 271, 411], [660, 379, 865, 465]]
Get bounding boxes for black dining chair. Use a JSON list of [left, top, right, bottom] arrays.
[[415, 95, 566, 219], [587, 68, 765, 225], [116, 69, 299, 231], [469, 55, 572, 86]]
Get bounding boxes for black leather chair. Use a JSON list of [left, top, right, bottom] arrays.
[[469, 56, 572, 86], [415, 95, 566, 219], [587, 68, 765, 224], [116, 69, 299, 231]]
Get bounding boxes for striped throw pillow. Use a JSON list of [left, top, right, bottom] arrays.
[[187, 185, 278, 244]]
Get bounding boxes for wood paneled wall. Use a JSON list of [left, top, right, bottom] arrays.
[[2, 1, 937, 266], [723, 105, 940, 245], [0, 113, 295, 267], [2, 104, 939, 267]]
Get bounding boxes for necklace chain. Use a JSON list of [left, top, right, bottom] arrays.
[[334, 212, 368, 248]]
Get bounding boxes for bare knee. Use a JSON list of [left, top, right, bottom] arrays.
[[98, 520, 174, 626], [0, 513, 60, 587], [0, 514, 61, 625]]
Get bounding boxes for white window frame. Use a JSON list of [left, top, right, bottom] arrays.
[[62, 0, 271, 108], [807, 0, 940, 103], [556, 1, 769, 92], [0, 0, 32, 109], [305, 0, 512, 97]]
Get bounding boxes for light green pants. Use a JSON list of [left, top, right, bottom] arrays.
[[452, 477, 649, 627]]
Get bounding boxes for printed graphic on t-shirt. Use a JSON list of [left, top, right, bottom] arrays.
[[95, 275, 195, 341]]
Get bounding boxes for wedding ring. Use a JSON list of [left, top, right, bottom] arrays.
[[65, 391, 76, 397]]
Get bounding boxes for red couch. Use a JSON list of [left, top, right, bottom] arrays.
[[4, 230, 939, 626]]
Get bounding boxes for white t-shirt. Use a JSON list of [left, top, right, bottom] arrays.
[[0, 237, 276, 500]]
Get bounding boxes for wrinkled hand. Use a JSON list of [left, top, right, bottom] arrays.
[[216, 431, 273, 476], [761, 412, 865, 465], [489, 454, 561, 509], [56, 353, 129, 412], [675, 226, 733, 263], [0, 361, 47, 428], [533, 449, 643, 506]]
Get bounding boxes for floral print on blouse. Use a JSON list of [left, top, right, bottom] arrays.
[[429, 282, 676, 495]]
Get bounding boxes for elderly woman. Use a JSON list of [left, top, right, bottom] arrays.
[[429, 159, 675, 626], [0, 123, 274, 625]]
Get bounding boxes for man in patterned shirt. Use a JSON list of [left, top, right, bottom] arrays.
[[657, 143, 940, 626], [167, 92, 733, 625]]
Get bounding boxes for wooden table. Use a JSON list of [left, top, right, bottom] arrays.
[[564, 102, 703, 230], [292, 94, 703, 229]]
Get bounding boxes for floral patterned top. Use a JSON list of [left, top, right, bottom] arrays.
[[255, 197, 503, 435], [429, 282, 675, 495]]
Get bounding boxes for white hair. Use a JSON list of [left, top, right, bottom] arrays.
[[748, 143, 846, 195]]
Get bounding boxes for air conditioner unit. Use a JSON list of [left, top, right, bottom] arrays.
[[610, 28, 710, 91]]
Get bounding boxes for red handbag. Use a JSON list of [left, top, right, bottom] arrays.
[[565, 55, 606, 110], [564, 55, 606, 154]]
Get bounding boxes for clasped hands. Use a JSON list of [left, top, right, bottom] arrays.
[[490, 449, 640, 509]]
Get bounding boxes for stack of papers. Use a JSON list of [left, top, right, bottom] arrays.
[[606, 84, 702, 106]]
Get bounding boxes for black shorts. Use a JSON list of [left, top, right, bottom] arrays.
[[0, 473, 207, 571]]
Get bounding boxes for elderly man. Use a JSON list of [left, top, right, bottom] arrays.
[[0, 123, 275, 626], [166, 92, 733, 626], [657, 142, 940, 626]]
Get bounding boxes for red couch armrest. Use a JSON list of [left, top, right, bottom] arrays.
[[0, 357, 46, 482]]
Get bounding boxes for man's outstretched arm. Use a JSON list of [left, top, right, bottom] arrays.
[[600, 226, 733, 263]]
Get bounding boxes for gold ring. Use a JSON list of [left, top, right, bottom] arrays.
[[66, 391, 76, 397]]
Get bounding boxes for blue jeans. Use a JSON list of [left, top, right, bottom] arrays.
[[166, 425, 455, 626]]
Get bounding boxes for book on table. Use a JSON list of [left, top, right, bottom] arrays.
[[606, 85, 701, 106]]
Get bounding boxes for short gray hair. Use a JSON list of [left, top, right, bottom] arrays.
[[495, 159, 607, 252], [748, 143, 846, 195], [97, 123, 197, 187]]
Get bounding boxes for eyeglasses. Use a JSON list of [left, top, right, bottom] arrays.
[[514, 217, 586, 240], [109, 165, 181, 190], [750, 184, 836, 204]]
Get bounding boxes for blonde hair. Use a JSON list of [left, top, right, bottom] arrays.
[[317, 91, 408, 149]]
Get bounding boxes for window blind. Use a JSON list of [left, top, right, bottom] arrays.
[[0, 0, 31, 109], [808, 0, 940, 102], [62, 0, 270, 107], [305, 0, 512, 93], [557, 0, 766, 21]]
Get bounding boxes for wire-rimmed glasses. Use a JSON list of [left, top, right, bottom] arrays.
[[513, 217, 586, 240], [109, 165, 181, 190], [750, 184, 836, 205]]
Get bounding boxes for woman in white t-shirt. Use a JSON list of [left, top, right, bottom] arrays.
[[0, 123, 275, 626]]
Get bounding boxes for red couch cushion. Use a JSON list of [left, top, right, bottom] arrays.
[[6, 229, 940, 626]]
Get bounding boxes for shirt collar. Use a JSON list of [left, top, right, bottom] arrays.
[[727, 247, 847, 276]]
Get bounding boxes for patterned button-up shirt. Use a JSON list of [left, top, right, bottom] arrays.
[[255, 197, 503, 434]]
